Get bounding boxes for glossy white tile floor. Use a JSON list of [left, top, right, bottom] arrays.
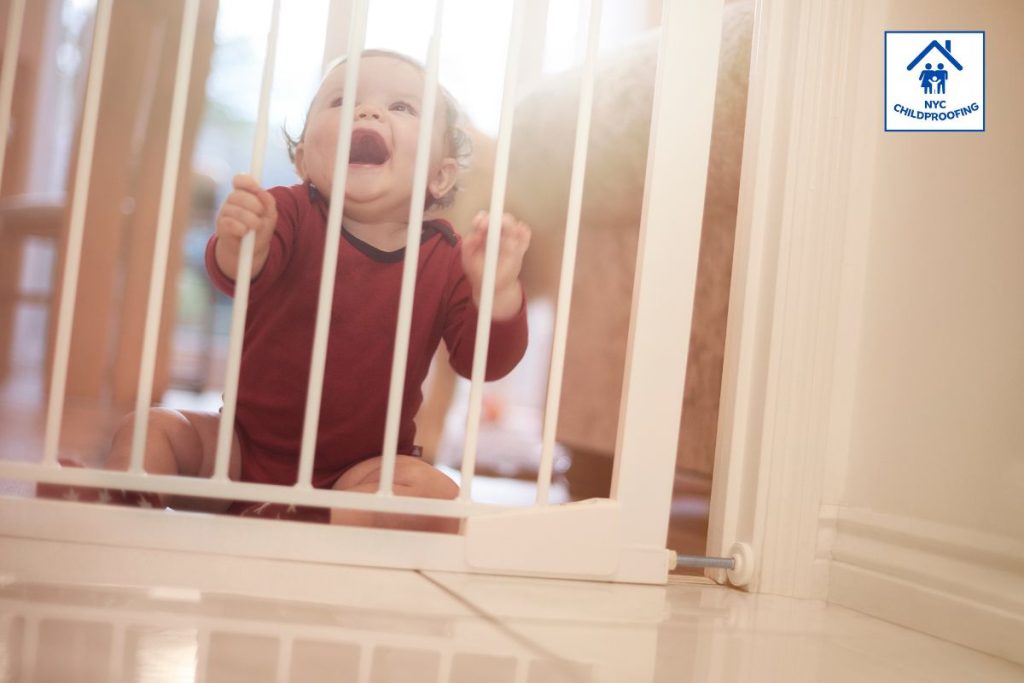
[[0, 538, 1021, 682]]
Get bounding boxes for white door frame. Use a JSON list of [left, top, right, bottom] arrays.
[[706, 0, 867, 598]]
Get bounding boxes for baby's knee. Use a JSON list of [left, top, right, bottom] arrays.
[[112, 407, 190, 442], [435, 472, 460, 500], [404, 464, 459, 501]]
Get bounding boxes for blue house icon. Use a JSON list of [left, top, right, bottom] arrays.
[[906, 39, 964, 71]]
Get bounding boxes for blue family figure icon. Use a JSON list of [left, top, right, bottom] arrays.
[[919, 62, 934, 93], [932, 63, 948, 94]]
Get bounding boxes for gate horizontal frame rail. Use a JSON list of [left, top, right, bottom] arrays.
[[0, 461, 501, 518], [0, 497, 640, 582]]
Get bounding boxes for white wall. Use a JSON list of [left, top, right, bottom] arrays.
[[825, 0, 1024, 664], [840, 0, 1023, 541], [708, 0, 1022, 664]]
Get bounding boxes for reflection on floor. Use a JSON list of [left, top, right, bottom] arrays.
[[0, 539, 1020, 683]]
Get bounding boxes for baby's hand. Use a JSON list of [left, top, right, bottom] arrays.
[[461, 211, 531, 320], [214, 173, 277, 280]]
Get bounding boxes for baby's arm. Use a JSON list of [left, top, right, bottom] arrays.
[[460, 211, 532, 320], [214, 173, 278, 281]]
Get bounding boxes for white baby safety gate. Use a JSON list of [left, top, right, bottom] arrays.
[[0, 0, 748, 587]]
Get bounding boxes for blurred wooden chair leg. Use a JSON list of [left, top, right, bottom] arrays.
[[0, 196, 65, 383]]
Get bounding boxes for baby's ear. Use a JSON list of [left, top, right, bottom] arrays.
[[428, 157, 459, 203]]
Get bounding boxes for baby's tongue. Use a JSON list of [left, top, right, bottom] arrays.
[[349, 129, 389, 165]]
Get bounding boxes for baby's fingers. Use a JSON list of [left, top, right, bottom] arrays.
[[500, 215, 531, 250], [471, 210, 489, 232], [255, 187, 277, 219], [217, 203, 262, 237], [216, 214, 252, 240], [231, 173, 263, 194], [224, 187, 265, 216], [228, 175, 276, 220], [463, 214, 488, 251]]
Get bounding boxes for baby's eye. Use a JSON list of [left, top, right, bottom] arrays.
[[329, 96, 343, 108], [390, 101, 418, 115]]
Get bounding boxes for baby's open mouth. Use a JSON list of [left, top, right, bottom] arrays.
[[349, 128, 390, 165]]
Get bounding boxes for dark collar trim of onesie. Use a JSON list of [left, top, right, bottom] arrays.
[[342, 229, 407, 263], [307, 182, 458, 263]]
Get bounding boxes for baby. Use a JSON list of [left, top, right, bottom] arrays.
[[85, 50, 531, 531]]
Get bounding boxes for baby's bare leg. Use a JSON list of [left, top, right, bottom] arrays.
[[106, 408, 240, 511], [329, 455, 460, 533]]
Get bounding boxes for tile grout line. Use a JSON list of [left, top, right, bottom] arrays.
[[416, 570, 569, 663]]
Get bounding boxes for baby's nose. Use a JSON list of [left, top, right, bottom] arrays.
[[355, 103, 383, 120]]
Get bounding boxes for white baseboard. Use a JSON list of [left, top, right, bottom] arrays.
[[828, 507, 1024, 665]]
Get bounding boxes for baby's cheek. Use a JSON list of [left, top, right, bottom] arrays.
[[306, 126, 339, 159], [305, 133, 340, 187]]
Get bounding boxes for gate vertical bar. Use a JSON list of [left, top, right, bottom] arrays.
[[128, 0, 202, 473], [296, 0, 370, 488], [459, 0, 528, 500], [43, 0, 114, 466], [536, 0, 602, 505], [378, 0, 446, 495], [611, 0, 724, 574], [213, 0, 282, 481]]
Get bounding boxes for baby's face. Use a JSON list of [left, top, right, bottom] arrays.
[[295, 56, 456, 222]]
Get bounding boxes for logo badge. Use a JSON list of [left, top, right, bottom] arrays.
[[885, 31, 985, 132]]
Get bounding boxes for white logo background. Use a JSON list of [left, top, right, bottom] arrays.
[[885, 32, 985, 132]]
